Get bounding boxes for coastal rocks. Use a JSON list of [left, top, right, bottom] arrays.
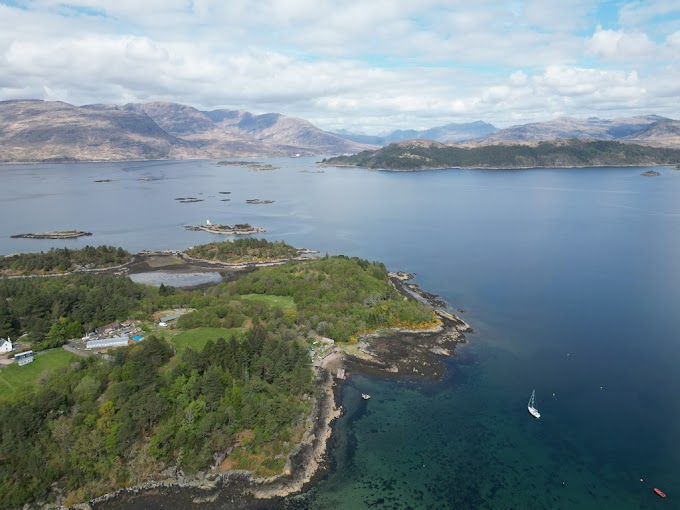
[[175, 197, 204, 203], [344, 273, 473, 380], [436, 309, 473, 333], [248, 368, 340, 499], [11, 230, 93, 239], [388, 271, 450, 308], [390, 271, 415, 281], [184, 224, 266, 235]]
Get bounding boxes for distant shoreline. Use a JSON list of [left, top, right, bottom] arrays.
[[320, 162, 679, 172]]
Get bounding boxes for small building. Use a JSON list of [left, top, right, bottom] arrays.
[[0, 338, 12, 353], [95, 322, 121, 335], [86, 336, 129, 350], [336, 368, 346, 380], [14, 350, 34, 366], [320, 337, 335, 345]]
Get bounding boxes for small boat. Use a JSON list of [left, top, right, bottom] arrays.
[[361, 393, 371, 400], [528, 390, 540, 419], [654, 488, 666, 498]]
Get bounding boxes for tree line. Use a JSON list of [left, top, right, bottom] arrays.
[[0, 245, 130, 276], [0, 330, 312, 507], [186, 238, 300, 263]]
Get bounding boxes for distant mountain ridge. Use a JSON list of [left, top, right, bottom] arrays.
[[1, 100, 678, 163], [334, 115, 680, 148], [473, 115, 673, 144], [0, 100, 370, 163], [334, 120, 498, 145]]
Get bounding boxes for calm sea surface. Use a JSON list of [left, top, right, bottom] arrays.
[[2, 158, 680, 509]]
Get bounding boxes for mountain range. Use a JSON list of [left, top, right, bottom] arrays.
[[0, 100, 369, 163], [0, 99, 678, 163], [333, 120, 499, 145], [334, 115, 680, 148]]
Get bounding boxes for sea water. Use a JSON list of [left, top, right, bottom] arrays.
[[2, 159, 679, 509]]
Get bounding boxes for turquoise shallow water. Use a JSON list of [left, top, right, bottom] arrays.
[[2, 159, 680, 509]]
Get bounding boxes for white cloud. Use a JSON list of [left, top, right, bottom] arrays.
[[587, 26, 657, 59], [0, 1, 677, 133]]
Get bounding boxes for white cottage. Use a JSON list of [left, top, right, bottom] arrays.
[[0, 338, 12, 353]]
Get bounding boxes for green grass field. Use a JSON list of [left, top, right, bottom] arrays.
[[0, 349, 79, 403], [239, 294, 296, 310], [169, 327, 244, 352]]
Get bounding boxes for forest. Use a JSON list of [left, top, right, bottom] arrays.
[[0, 245, 130, 276], [185, 237, 301, 263], [0, 243, 436, 507], [322, 139, 680, 170]]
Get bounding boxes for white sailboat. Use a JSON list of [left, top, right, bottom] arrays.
[[528, 389, 540, 419]]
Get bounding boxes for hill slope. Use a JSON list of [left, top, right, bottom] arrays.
[[322, 139, 680, 170], [334, 121, 498, 145], [205, 109, 370, 154], [474, 115, 669, 143], [0, 100, 188, 162], [0, 100, 370, 163], [623, 119, 680, 147]]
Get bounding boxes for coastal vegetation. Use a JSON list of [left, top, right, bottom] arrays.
[[186, 238, 300, 264], [0, 245, 130, 276], [0, 349, 79, 402], [0, 242, 437, 508], [322, 139, 680, 170], [0, 274, 150, 347]]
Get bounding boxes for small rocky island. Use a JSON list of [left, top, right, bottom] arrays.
[[217, 160, 279, 171], [175, 197, 204, 203], [184, 223, 266, 235], [11, 230, 93, 239], [246, 199, 275, 204], [641, 170, 661, 176]]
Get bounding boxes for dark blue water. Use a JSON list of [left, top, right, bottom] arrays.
[[2, 159, 680, 509]]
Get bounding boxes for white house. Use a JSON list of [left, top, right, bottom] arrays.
[[0, 338, 12, 353]]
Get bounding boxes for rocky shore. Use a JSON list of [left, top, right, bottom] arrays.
[[184, 224, 266, 235], [89, 363, 340, 510], [37, 261, 469, 510], [11, 230, 93, 239]]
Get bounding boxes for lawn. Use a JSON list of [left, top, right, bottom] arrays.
[[0, 349, 79, 403], [238, 294, 296, 310], [169, 327, 244, 352]]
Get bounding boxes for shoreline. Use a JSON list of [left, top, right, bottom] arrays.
[[16, 257, 468, 510], [318, 162, 679, 171], [1, 249, 317, 279], [90, 362, 341, 510]]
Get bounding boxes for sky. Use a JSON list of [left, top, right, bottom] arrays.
[[0, 0, 678, 133]]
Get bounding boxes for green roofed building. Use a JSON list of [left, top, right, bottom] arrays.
[[160, 312, 182, 323]]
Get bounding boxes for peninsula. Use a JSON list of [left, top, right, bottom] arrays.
[[321, 139, 680, 171], [0, 240, 469, 509]]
